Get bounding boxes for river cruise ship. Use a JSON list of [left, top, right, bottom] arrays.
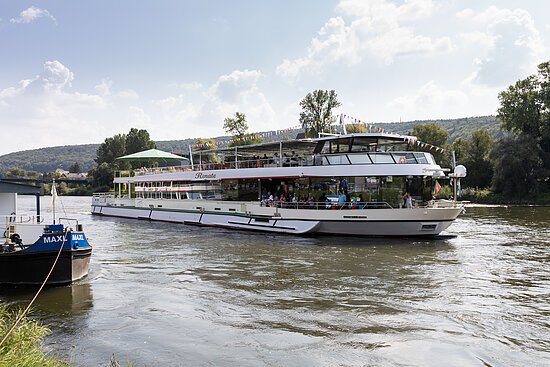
[[91, 132, 466, 236]]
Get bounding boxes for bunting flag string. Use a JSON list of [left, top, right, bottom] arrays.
[[402, 136, 447, 153], [188, 124, 306, 149], [338, 113, 392, 134], [189, 114, 449, 150]]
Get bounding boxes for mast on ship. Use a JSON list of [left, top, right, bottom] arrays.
[[51, 179, 57, 224]]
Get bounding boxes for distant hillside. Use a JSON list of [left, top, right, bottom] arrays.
[[0, 144, 99, 173], [376, 115, 504, 142], [0, 115, 503, 173]]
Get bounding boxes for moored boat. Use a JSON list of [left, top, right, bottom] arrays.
[[92, 132, 467, 237], [0, 223, 92, 286], [1, 180, 92, 285]]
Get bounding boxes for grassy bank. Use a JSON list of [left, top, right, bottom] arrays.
[[461, 188, 550, 206], [0, 304, 68, 367]]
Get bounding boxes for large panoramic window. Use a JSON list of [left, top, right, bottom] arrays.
[[369, 153, 395, 164], [348, 154, 372, 164]]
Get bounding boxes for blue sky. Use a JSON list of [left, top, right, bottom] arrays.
[[1, 0, 549, 155]]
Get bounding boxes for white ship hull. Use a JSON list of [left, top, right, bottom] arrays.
[[91, 198, 461, 236]]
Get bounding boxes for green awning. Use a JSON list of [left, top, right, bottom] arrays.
[[116, 149, 188, 162]]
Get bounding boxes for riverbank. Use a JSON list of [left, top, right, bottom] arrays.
[[461, 187, 550, 206], [0, 303, 68, 366]]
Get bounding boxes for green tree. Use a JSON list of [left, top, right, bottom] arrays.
[[5, 167, 27, 178], [299, 90, 341, 138], [96, 134, 126, 165], [460, 129, 494, 188], [451, 137, 470, 163], [195, 138, 220, 163], [496, 60, 550, 193], [346, 123, 369, 133], [223, 112, 262, 146], [91, 128, 157, 190], [491, 136, 544, 196], [125, 128, 157, 155], [69, 162, 81, 173], [88, 162, 114, 190], [412, 123, 450, 166]]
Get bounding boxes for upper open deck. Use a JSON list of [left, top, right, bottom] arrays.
[[118, 132, 440, 177]]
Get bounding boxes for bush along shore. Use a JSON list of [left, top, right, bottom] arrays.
[[0, 303, 69, 367], [461, 188, 550, 206]]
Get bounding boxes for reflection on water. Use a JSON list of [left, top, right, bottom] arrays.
[[0, 282, 93, 315], [1, 197, 549, 366]]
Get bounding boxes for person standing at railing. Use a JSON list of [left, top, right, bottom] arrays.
[[280, 193, 287, 208], [338, 191, 346, 209], [291, 193, 298, 208], [339, 178, 348, 195], [307, 194, 315, 209], [255, 155, 262, 168], [290, 151, 298, 166], [398, 190, 404, 208], [403, 192, 413, 208], [272, 153, 280, 166], [318, 193, 327, 209]]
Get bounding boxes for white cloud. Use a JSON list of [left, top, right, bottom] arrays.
[[457, 6, 544, 86], [388, 80, 500, 121], [206, 69, 275, 132], [0, 60, 75, 100], [148, 69, 276, 141], [0, 60, 146, 155], [167, 81, 203, 90], [42, 60, 74, 90], [277, 0, 452, 80], [94, 79, 139, 99], [116, 89, 140, 100], [10, 6, 57, 25], [95, 79, 112, 96], [127, 106, 152, 127], [390, 81, 466, 111], [0, 79, 35, 99], [0, 63, 279, 155]]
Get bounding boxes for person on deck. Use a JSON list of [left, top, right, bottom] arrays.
[[403, 192, 413, 208], [273, 153, 280, 166], [318, 192, 327, 209], [338, 191, 347, 208], [307, 194, 315, 209]]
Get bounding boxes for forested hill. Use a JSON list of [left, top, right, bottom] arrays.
[[0, 115, 502, 173]]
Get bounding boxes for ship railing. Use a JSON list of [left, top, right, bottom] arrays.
[[261, 201, 394, 210], [263, 200, 456, 210], [92, 193, 116, 198], [57, 217, 82, 231], [130, 151, 438, 176], [2, 214, 44, 241], [193, 157, 310, 171], [1, 214, 44, 225]]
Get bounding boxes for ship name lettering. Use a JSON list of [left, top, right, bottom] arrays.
[[43, 235, 64, 243], [195, 172, 216, 179]]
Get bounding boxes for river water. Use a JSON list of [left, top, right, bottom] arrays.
[[1, 196, 549, 366]]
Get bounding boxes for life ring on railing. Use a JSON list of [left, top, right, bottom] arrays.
[[398, 156, 406, 164]]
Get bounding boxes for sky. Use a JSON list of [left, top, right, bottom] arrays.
[[1, 0, 549, 156]]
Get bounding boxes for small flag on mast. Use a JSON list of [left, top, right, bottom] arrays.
[[434, 180, 442, 195], [51, 179, 57, 224]]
